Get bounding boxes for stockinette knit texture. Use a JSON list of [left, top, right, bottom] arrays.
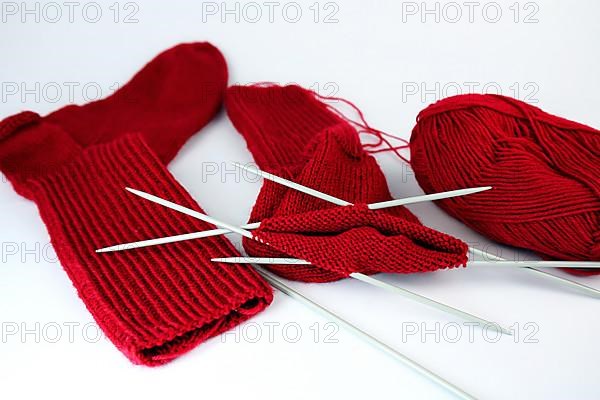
[[0, 43, 272, 365], [226, 84, 468, 282], [411, 94, 600, 276]]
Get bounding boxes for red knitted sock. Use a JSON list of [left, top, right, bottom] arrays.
[[1, 42, 228, 196], [226, 84, 468, 282], [0, 44, 272, 365]]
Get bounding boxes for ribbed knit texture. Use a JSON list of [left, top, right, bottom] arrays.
[[226, 84, 343, 172], [226, 84, 468, 282], [30, 134, 272, 365], [0, 43, 273, 365], [410, 94, 600, 276]]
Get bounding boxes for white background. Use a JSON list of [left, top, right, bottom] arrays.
[[1, 1, 599, 399]]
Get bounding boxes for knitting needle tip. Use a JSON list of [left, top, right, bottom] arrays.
[[456, 185, 492, 195], [234, 162, 492, 209], [212, 257, 311, 265], [125, 187, 142, 196], [101, 181, 490, 253]]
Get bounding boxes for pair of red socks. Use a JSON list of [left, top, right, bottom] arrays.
[[0, 43, 468, 366]]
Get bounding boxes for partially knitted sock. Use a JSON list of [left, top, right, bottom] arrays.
[[0, 44, 272, 365], [226, 84, 468, 282]]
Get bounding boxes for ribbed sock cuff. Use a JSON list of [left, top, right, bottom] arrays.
[[27, 133, 272, 365]]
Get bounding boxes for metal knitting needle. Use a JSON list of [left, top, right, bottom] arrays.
[[96, 172, 600, 273], [95, 222, 261, 252], [256, 265, 477, 400], [95, 180, 491, 253], [212, 257, 600, 269], [234, 162, 492, 208], [125, 187, 511, 336], [469, 260, 600, 268], [97, 201, 600, 270], [214, 257, 312, 265], [239, 163, 600, 277], [96, 198, 475, 397], [470, 248, 600, 299], [94, 199, 475, 396]]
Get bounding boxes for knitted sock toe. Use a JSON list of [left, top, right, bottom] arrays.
[[49, 42, 227, 164], [1, 42, 228, 195]]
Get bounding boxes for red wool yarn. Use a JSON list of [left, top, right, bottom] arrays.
[[410, 94, 600, 276], [0, 43, 272, 365], [226, 84, 468, 283]]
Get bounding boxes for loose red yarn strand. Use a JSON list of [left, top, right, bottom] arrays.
[[313, 92, 412, 164]]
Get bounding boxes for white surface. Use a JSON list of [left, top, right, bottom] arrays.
[[1, 1, 599, 399]]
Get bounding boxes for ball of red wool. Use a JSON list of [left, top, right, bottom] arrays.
[[410, 94, 600, 276]]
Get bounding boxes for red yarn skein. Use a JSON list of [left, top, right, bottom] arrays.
[[410, 94, 600, 275]]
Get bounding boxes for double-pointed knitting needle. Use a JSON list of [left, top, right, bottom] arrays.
[[96, 199, 474, 397], [93, 203, 474, 397], [234, 162, 492, 209], [256, 265, 476, 400], [211, 257, 600, 269], [96, 179, 492, 253], [470, 248, 600, 298], [125, 187, 511, 336], [96, 175, 600, 270], [238, 163, 600, 289]]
